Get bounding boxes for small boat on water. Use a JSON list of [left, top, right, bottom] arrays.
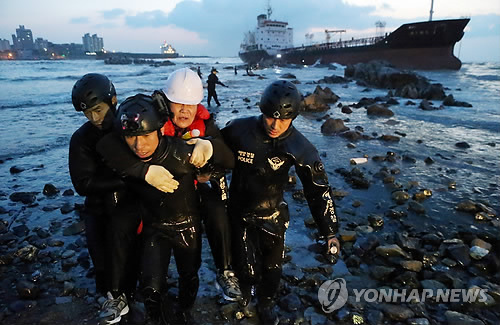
[[239, 2, 470, 70]]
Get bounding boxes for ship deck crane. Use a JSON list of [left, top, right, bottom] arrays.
[[325, 29, 346, 43]]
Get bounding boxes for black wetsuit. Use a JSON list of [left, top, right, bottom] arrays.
[[69, 121, 140, 295], [97, 132, 233, 314], [207, 73, 225, 106], [221, 115, 339, 306]]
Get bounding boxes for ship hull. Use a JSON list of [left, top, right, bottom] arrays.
[[238, 49, 273, 65], [246, 18, 470, 70]]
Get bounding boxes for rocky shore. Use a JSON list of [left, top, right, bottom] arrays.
[[0, 61, 498, 325]]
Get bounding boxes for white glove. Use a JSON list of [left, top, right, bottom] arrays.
[[187, 138, 213, 168], [145, 165, 179, 193]]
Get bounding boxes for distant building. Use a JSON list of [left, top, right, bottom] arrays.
[[82, 33, 104, 53], [34, 37, 49, 52], [12, 25, 34, 50], [0, 39, 11, 51]]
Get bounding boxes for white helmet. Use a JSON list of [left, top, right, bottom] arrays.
[[163, 68, 203, 105]]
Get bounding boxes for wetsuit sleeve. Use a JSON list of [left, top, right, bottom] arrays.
[[96, 132, 150, 180], [294, 150, 339, 240], [69, 130, 125, 196], [205, 119, 235, 169]]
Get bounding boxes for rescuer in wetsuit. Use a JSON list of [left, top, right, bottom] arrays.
[[221, 80, 341, 325], [96, 93, 233, 324], [207, 67, 227, 107], [69, 73, 140, 325]]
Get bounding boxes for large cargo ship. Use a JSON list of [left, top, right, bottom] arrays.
[[239, 5, 470, 70]]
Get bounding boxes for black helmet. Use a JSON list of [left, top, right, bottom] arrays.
[[72, 73, 116, 112], [259, 80, 302, 120], [116, 94, 165, 136]]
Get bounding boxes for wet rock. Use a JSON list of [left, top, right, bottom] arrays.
[[282, 263, 305, 284], [368, 215, 384, 228], [55, 296, 72, 304], [400, 260, 423, 272], [376, 244, 410, 259], [365, 309, 384, 325], [12, 224, 30, 237], [313, 85, 340, 104], [61, 250, 76, 259], [341, 106, 353, 114], [60, 203, 74, 214], [385, 209, 407, 219], [407, 318, 430, 325], [42, 184, 59, 196], [381, 304, 415, 321], [10, 166, 25, 174], [61, 258, 78, 270], [455, 141, 471, 149], [36, 228, 51, 239], [370, 265, 395, 280], [444, 310, 485, 325], [391, 191, 410, 204], [469, 246, 489, 260], [303, 93, 329, 111], [366, 104, 394, 117], [419, 100, 438, 110], [62, 189, 74, 196], [420, 279, 447, 296], [281, 73, 296, 79], [62, 221, 85, 236], [320, 118, 349, 134], [395, 233, 421, 251], [14, 245, 39, 262], [424, 157, 434, 164], [48, 239, 64, 247], [62, 281, 75, 296], [16, 280, 40, 299], [338, 230, 357, 242], [278, 293, 302, 312], [379, 135, 400, 142], [304, 306, 328, 325], [9, 192, 37, 204], [447, 244, 471, 267], [408, 201, 426, 214], [0, 206, 8, 214]]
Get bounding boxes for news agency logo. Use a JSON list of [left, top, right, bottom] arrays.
[[318, 278, 489, 313], [318, 278, 348, 313]]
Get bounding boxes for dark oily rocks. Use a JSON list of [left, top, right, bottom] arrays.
[[16, 280, 40, 299], [455, 141, 471, 149], [379, 135, 400, 142], [321, 118, 349, 134], [469, 246, 489, 260], [391, 191, 410, 204], [278, 293, 302, 312], [370, 265, 396, 280], [10, 166, 25, 174], [12, 224, 30, 237], [364, 309, 384, 325], [376, 244, 411, 259], [447, 244, 471, 267], [381, 304, 415, 321], [395, 233, 421, 250], [42, 183, 60, 196], [339, 230, 357, 242], [407, 318, 430, 325], [282, 263, 305, 284], [313, 85, 339, 103], [413, 189, 432, 202], [444, 311, 485, 325], [368, 214, 384, 228], [420, 279, 447, 296], [62, 189, 74, 196], [408, 201, 426, 214], [304, 306, 328, 325], [303, 93, 329, 111], [60, 202, 75, 214], [63, 221, 85, 236], [400, 260, 423, 272], [366, 104, 394, 117], [14, 245, 39, 262], [9, 192, 38, 204]]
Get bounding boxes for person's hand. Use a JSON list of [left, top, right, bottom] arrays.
[[326, 236, 340, 264], [145, 165, 179, 193], [187, 138, 213, 168]]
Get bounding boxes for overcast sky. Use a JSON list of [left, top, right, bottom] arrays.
[[1, 0, 499, 62]]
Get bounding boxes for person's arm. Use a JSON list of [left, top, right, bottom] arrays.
[[96, 132, 179, 193], [69, 129, 125, 196]]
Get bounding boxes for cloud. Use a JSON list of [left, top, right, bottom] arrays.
[[70, 17, 89, 24], [102, 9, 126, 20], [125, 10, 170, 28]]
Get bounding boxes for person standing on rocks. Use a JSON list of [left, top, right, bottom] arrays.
[[221, 80, 340, 325], [69, 73, 141, 325], [207, 67, 227, 107]]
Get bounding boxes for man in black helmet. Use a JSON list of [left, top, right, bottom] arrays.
[[96, 93, 234, 325], [69, 73, 142, 325], [221, 80, 340, 325]]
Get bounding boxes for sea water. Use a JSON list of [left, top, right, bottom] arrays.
[[0, 58, 499, 235]]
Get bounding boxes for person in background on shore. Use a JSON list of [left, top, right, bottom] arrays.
[[207, 67, 227, 107], [97, 93, 204, 325], [69, 73, 141, 325], [197, 66, 202, 79], [221, 80, 340, 325], [234, 66, 237, 75]]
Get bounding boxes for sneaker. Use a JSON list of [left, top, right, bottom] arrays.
[[99, 291, 129, 325], [215, 270, 242, 301]]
